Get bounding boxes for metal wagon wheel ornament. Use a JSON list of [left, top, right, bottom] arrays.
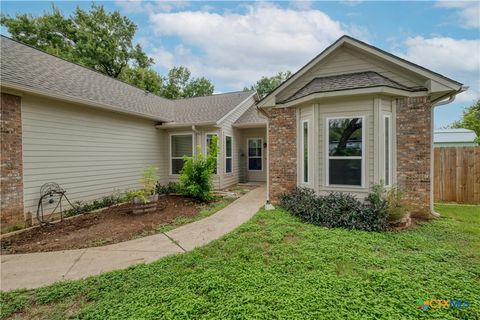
[[36, 182, 76, 225]]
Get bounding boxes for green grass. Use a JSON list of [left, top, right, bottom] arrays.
[[1, 204, 479, 319], [154, 197, 236, 233]]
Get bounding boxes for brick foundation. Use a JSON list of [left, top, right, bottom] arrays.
[[396, 96, 432, 218], [267, 107, 297, 203], [1, 92, 24, 232]]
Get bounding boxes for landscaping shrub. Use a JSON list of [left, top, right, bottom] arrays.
[[279, 187, 389, 231], [156, 182, 184, 195], [132, 165, 159, 203], [180, 136, 218, 201], [384, 185, 410, 221], [64, 194, 121, 217], [120, 190, 143, 203]]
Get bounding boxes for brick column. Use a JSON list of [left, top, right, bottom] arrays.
[[396, 96, 432, 218], [1, 92, 24, 232], [268, 107, 297, 203]]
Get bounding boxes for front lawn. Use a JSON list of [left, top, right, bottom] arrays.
[[1, 204, 479, 319], [1, 196, 236, 254]]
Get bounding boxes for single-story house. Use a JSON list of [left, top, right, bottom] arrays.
[[434, 129, 478, 147], [0, 34, 465, 230]]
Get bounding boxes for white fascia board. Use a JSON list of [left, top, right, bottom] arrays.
[[2, 81, 171, 122], [278, 87, 427, 108]]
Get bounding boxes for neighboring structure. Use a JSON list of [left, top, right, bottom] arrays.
[[434, 129, 478, 147], [0, 34, 464, 230]]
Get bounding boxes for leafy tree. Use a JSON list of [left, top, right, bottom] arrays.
[[161, 66, 214, 99], [184, 77, 215, 98], [1, 4, 152, 78], [120, 67, 163, 95], [245, 71, 292, 98], [451, 99, 480, 143]]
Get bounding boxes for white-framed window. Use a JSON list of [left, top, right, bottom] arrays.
[[326, 116, 365, 187], [301, 120, 309, 184], [383, 115, 392, 186], [205, 133, 218, 174], [247, 138, 262, 171], [225, 135, 232, 173], [170, 133, 193, 175]]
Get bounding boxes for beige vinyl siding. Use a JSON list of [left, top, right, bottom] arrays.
[[316, 96, 374, 198], [277, 46, 425, 102], [22, 95, 165, 214], [219, 95, 257, 188]]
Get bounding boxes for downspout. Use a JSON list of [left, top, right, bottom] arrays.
[[256, 106, 275, 210], [429, 86, 468, 217]]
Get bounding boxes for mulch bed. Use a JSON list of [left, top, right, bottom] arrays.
[[1, 195, 202, 254]]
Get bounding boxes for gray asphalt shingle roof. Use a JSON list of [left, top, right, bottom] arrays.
[[234, 105, 267, 126], [173, 90, 255, 124], [0, 36, 174, 121], [280, 71, 427, 103], [0, 36, 255, 124]]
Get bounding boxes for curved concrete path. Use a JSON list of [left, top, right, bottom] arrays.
[[1, 185, 265, 291]]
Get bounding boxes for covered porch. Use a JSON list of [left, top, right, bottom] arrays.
[[233, 106, 268, 183]]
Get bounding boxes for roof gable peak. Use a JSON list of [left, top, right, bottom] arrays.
[[258, 34, 463, 108]]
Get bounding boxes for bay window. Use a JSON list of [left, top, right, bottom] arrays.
[[327, 117, 364, 187]]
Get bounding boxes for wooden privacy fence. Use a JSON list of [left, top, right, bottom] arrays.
[[434, 147, 480, 203]]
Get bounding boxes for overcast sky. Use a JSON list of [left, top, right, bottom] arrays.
[[2, 1, 479, 128]]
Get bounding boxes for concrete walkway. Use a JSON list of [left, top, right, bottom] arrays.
[[1, 185, 265, 291]]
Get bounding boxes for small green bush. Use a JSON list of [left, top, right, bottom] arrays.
[[180, 136, 218, 201], [368, 182, 409, 221], [139, 165, 158, 198], [64, 194, 121, 217], [156, 182, 184, 195], [280, 187, 389, 231], [120, 190, 143, 203]]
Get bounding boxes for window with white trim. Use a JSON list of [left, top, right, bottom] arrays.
[[206, 133, 218, 174], [225, 135, 232, 173], [171, 134, 193, 174], [302, 120, 309, 183], [247, 138, 262, 171], [327, 117, 364, 186], [383, 115, 392, 186]]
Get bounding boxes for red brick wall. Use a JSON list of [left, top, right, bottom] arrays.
[[1, 92, 24, 231], [268, 107, 297, 203], [396, 96, 432, 217]]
